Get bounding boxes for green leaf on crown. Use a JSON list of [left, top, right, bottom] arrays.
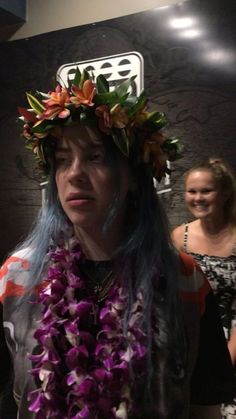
[[31, 120, 55, 133], [127, 91, 147, 116], [111, 128, 129, 156], [26, 93, 45, 114], [144, 111, 167, 130], [80, 69, 91, 88], [72, 67, 81, 88], [96, 74, 110, 94], [115, 75, 136, 97], [162, 138, 183, 160]]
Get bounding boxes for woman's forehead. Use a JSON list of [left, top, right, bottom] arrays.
[[56, 125, 103, 150], [186, 169, 213, 180], [185, 170, 215, 186]]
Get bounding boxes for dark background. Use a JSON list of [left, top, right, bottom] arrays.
[[1, 0, 236, 264]]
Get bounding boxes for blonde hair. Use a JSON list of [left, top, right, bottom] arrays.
[[185, 157, 236, 226]]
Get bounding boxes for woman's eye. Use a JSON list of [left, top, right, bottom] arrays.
[[55, 156, 68, 167], [89, 152, 104, 162], [204, 189, 213, 193]]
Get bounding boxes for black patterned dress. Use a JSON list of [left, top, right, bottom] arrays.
[[183, 223, 236, 419]]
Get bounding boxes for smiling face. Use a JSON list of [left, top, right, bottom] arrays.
[[184, 169, 225, 220], [55, 124, 135, 239]]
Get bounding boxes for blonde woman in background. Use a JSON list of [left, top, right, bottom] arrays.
[[172, 157, 236, 419]]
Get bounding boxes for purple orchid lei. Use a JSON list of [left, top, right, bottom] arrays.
[[28, 237, 147, 419]]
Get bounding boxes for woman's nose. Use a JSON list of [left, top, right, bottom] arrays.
[[68, 157, 87, 183], [194, 192, 204, 200]]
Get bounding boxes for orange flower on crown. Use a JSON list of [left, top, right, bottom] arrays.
[[70, 79, 95, 107], [41, 85, 71, 119], [95, 104, 129, 134]]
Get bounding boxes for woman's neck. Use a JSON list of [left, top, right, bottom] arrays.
[[199, 217, 229, 236], [74, 226, 121, 261]]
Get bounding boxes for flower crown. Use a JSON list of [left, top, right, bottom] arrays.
[[18, 68, 181, 180]]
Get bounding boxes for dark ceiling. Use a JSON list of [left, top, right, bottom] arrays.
[[0, 0, 26, 42]]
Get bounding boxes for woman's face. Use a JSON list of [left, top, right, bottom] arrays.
[[184, 169, 224, 220], [55, 125, 135, 236]]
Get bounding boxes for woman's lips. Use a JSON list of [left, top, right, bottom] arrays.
[[66, 193, 94, 207]]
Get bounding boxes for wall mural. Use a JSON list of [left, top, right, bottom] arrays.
[[0, 0, 236, 263]]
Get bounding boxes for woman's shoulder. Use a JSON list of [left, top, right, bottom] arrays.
[[0, 247, 33, 303], [172, 222, 189, 250], [172, 220, 197, 234], [172, 220, 199, 249], [171, 223, 185, 242]]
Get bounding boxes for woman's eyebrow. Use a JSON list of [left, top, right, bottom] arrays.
[[80, 144, 105, 155], [83, 140, 104, 149], [55, 146, 69, 153]]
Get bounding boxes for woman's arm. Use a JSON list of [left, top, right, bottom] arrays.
[[228, 328, 236, 365]]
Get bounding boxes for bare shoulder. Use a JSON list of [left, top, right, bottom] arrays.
[[171, 224, 186, 250]]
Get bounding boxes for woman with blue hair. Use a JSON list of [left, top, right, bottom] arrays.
[[0, 69, 235, 419]]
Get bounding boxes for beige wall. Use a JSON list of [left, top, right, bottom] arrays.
[[11, 0, 180, 40]]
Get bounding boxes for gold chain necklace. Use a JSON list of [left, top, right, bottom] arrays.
[[80, 262, 114, 302], [93, 270, 114, 302]]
